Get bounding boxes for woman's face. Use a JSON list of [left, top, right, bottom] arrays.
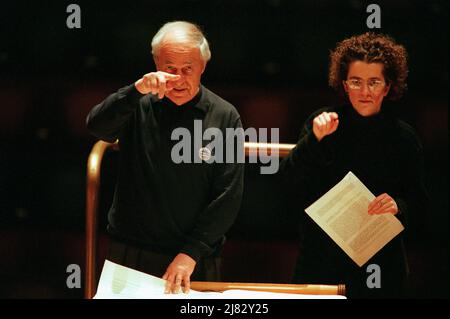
[[343, 61, 391, 117]]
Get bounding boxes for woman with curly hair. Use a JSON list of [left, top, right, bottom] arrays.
[[281, 32, 428, 298]]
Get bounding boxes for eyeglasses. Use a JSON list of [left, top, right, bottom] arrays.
[[345, 78, 386, 93]]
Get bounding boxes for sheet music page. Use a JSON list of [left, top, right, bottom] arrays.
[[304, 171, 404, 267], [94, 260, 345, 299], [94, 260, 220, 299], [94, 259, 167, 298]]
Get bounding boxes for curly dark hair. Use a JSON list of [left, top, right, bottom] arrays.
[[329, 32, 408, 100]]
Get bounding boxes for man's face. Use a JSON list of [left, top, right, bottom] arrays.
[[343, 61, 390, 117], [154, 40, 205, 106]]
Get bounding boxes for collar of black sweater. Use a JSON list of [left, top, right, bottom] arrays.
[[346, 103, 391, 129], [159, 86, 204, 111]]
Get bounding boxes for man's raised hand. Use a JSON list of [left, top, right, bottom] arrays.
[[135, 71, 181, 98]]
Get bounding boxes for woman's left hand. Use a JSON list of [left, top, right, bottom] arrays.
[[368, 193, 398, 215]]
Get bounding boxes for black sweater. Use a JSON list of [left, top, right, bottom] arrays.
[[86, 84, 244, 262], [280, 103, 428, 297]]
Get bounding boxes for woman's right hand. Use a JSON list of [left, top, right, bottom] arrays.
[[312, 112, 339, 142]]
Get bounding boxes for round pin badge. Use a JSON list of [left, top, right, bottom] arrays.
[[198, 147, 212, 161]]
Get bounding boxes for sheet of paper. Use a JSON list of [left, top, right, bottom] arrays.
[[305, 171, 404, 267], [94, 260, 345, 299]]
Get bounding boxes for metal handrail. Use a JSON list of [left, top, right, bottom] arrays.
[[85, 140, 345, 298]]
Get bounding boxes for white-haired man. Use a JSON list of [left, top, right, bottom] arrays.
[[87, 21, 244, 294]]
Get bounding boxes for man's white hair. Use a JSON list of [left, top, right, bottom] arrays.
[[151, 21, 211, 63]]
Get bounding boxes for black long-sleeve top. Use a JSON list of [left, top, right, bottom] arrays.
[[280, 103, 428, 297], [86, 84, 244, 262]]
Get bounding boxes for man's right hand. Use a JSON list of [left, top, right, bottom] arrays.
[[162, 253, 196, 294], [312, 111, 339, 142], [135, 71, 181, 98]]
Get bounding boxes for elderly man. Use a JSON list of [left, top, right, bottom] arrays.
[[86, 21, 244, 294]]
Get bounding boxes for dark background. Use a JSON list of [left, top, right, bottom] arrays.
[[0, 0, 448, 298]]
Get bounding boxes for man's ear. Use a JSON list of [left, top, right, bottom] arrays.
[[201, 61, 206, 74]]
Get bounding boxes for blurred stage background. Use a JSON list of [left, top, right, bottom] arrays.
[[0, 0, 447, 298]]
